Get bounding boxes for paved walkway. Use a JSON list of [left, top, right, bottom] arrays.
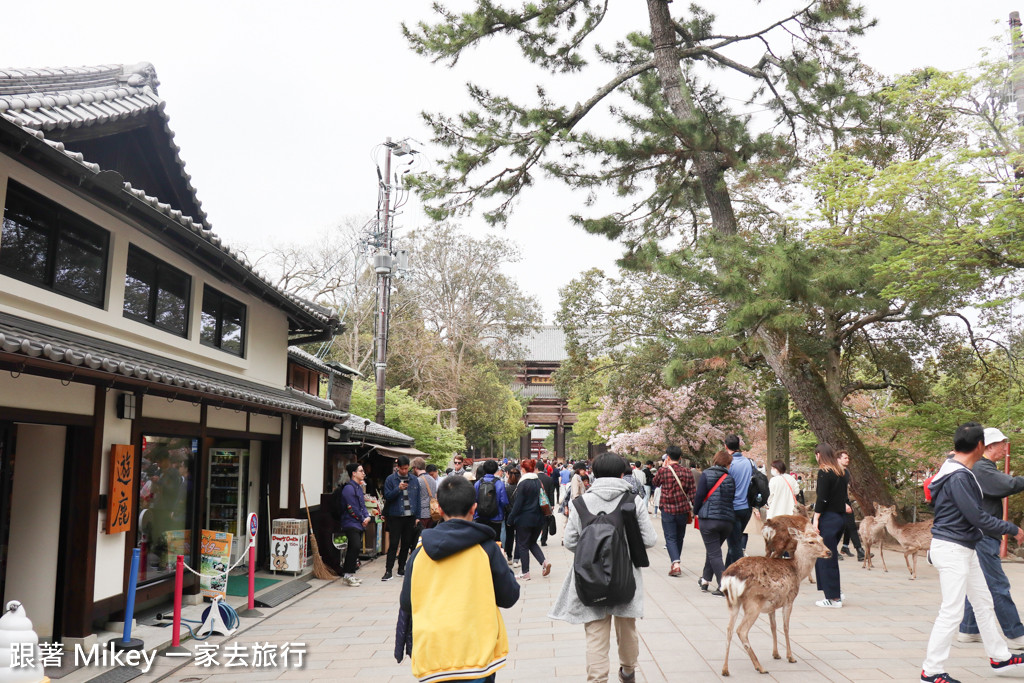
[[119, 511, 1024, 682]]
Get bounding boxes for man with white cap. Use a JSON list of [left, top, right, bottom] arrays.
[[958, 427, 1024, 647]]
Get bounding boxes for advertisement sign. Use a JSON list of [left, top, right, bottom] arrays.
[[200, 529, 233, 598], [106, 444, 136, 534]]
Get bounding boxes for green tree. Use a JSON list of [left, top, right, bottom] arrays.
[[405, 5, 1024, 509], [350, 380, 465, 467]]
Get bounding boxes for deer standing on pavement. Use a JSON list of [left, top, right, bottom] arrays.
[[877, 504, 932, 580], [720, 528, 831, 676], [859, 505, 892, 572]]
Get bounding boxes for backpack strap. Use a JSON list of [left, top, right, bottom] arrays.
[[572, 495, 596, 526]]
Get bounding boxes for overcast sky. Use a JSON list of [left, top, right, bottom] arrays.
[[4, 1, 1022, 321]]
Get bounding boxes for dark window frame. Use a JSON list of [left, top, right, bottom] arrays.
[[200, 285, 246, 357], [0, 180, 110, 307], [123, 244, 192, 337]]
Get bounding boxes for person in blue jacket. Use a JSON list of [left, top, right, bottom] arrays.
[[474, 460, 511, 540], [382, 455, 421, 582], [336, 462, 370, 587]]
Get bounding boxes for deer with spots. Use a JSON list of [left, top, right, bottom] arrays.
[[720, 528, 831, 676], [859, 504, 892, 572]]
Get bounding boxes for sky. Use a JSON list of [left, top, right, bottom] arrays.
[[3, 1, 1022, 321]]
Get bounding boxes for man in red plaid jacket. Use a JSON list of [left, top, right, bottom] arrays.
[[652, 446, 696, 576]]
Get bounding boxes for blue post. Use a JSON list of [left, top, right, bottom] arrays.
[[111, 547, 144, 650]]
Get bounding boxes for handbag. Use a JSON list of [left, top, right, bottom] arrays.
[[421, 475, 442, 522], [539, 485, 553, 517], [667, 464, 694, 523], [695, 473, 729, 529], [546, 514, 557, 535]]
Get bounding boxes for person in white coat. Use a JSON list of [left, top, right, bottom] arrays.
[[549, 453, 657, 683], [765, 459, 799, 520]]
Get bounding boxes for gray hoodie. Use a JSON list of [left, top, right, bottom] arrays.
[[929, 456, 1019, 549], [548, 477, 657, 624]]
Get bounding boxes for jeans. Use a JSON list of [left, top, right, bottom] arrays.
[[961, 534, 1024, 638], [661, 512, 689, 563], [342, 528, 362, 575], [923, 539, 1011, 675], [814, 511, 844, 600], [584, 615, 638, 683], [699, 518, 732, 586], [725, 508, 751, 567], [385, 515, 417, 573], [515, 526, 545, 573]]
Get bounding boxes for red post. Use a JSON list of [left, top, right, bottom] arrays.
[[1002, 444, 1012, 559], [172, 555, 184, 647], [248, 544, 256, 611]]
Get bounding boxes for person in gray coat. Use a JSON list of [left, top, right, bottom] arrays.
[[549, 453, 657, 683]]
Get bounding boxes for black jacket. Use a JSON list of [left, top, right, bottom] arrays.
[[537, 471, 556, 504], [694, 465, 735, 522], [507, 476, 544, 529], [930, 456, 1019, 549]]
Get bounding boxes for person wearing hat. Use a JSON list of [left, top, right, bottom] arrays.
[[958, 427, 1024, 647]]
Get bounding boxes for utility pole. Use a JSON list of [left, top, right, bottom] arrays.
[[371, 138, 417, 425]]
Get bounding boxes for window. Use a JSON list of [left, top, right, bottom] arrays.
[[124, 245, 191, 337], [200, 285, 246, 356], [138, 435, 196, 582], [1, 180, 109, 306]]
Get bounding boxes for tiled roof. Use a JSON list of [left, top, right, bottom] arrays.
[[0, 311, 347, 422], [511, 383, 561, 399], [288, 347, 362, 378], [336, 413, 414, 446], [0, 63, 336, 331], [511, 326, 568, 362]]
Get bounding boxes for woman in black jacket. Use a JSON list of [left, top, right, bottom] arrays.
[[694, 449, 736, 596], [504, 467, 520, 565], [506, 459, 550, 580], [813, 443, 848, 609]]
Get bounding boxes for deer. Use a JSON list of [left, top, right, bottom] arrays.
[[721, 528, 831, 676], [859, 505, 892, 572], [762, 513, 816, 584], [877, 504, 932, 580]]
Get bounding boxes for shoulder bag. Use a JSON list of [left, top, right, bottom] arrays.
[[667, 464, 694, 523], [421, 474, 442, 522], [694, 473, 729, 530]]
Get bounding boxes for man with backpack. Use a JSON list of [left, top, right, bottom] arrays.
[[724, 434, 756, 568], [475, 460, 511, 540], [549, 452, 657, 683]]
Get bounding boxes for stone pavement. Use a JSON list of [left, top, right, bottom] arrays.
[[118, 511, 1024, 683]]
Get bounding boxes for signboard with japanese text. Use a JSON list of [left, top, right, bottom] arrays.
[[200, 529, 233, 598], [106, 444, 136, 534]]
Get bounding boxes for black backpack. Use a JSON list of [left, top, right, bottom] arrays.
[[747, 465, 770, 509], [572, 493, 636, 607], [477, 479, 499, 519]]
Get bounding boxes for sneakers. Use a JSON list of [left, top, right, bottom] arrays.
[[815, 599, 842, 609], [517, 572, 531, 581], [857, 548, 866, 563], [542, 561, 552, 577], [698, 577, 710, 592], [841, 546, 854, 557], [921, 672, 961, 683], [512, 559, 521, 568], [381, 571, 393, 582], [711, 589, 725, 597], [669, 562, 682, 577], [991, 652, 1024, 673], [956, 632, 981, 643], [343, 575, 361, 587], [618, 667, 637, 683]]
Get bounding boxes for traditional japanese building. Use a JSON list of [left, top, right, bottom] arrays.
[[0, 63, 350, 645], [508, 326, 578, 461]]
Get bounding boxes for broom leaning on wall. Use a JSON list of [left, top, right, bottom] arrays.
[[302, 484, 338, 580]]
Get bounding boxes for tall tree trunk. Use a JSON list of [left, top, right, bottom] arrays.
[[646, 0, 892, 511]]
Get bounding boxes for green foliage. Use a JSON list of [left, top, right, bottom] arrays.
[[350, 380, 465, 467]]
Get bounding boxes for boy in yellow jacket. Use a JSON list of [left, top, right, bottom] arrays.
[[400, 474, 521, 682]]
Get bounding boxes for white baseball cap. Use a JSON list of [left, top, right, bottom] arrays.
[[984, 427, 1009, 446]]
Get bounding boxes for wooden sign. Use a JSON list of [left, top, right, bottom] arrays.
[[106, 444, 136, 534]]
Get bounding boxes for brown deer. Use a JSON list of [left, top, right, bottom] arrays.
[[859, 505, 892, 572], [721, 528, 831, 676], [762, 514, 816, 584], [877, 504, 932, 580]]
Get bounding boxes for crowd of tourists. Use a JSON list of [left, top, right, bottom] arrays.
[[332, 422, 1024, 683]]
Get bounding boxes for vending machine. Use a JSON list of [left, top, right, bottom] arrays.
[[207, 448, 250, 563]]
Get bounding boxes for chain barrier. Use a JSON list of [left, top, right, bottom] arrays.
[[179, 539, 253, 582]]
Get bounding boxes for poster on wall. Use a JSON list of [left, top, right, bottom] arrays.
[[106, 444, 136, 534], [200, 529, 233, 598]]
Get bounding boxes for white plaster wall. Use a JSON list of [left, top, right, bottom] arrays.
[[300, 426, 326, 502], [279, 416, 291, 505], [141, 398, 201, 424], [0, 374, 93, 414], [95, 392, 130, 600], [0, 158, 291, 387], [248, 413, 281, 435], [246, 441, 262, 522], [5, 424, 65, 638], [207, 407, 247, 432]]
